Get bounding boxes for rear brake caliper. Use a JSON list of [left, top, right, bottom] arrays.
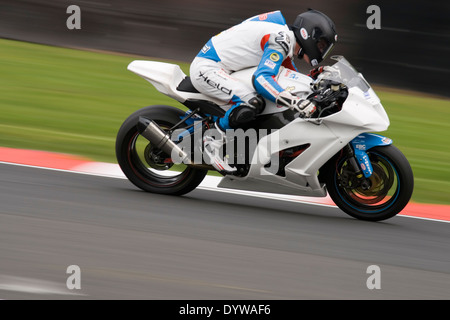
[[144, 144, 173, 170]]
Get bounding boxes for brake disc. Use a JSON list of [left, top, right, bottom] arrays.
[[349, 160, 394, 204]]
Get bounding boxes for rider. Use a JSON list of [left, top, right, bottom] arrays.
[[189, 9, 338, 173]]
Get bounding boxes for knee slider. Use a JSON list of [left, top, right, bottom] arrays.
[[228, 104, 257, 128], [248, 94, 266, 114]]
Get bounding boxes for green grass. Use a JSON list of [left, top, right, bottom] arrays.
[[378, 90, 450, 204], [1, 38, 449, 204]]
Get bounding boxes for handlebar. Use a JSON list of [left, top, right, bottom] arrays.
[[307, 79, 349, 118]]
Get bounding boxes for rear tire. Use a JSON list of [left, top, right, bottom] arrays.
[[115, 105, 207, 195], [325, 145, 414, 221]]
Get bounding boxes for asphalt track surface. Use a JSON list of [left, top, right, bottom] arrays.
[[0, 160, 449, 300]]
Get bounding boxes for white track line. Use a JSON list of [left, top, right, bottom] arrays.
[[0, 275, 86, 296]]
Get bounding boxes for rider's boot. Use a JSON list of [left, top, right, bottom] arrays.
[[203, 123, 237, 174]]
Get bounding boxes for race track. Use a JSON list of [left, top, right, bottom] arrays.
[[0, 162, 449, 300]]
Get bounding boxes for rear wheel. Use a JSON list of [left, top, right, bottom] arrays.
[[115, 105, 207, 195], [325, 145, 414, 221]]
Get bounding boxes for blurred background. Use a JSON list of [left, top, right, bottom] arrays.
[[1, 0, 449, 96], [0, 0, 449, 204]]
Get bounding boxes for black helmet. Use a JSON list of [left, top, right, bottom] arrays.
[[291, 9, 337, 66]]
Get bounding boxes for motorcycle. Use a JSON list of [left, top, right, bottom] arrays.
[[115, 55, 414, 221]]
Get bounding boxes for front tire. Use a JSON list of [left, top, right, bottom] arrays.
[[325, 145, 414, 221], [115, 105, 207, 195]]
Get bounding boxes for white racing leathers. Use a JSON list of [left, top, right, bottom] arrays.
[[189, 11, 299, 129]]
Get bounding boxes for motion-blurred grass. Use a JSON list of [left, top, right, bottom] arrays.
[[1, 38, 449, 204]]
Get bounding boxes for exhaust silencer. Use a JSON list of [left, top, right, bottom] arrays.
[[137, 117, 192, 165]]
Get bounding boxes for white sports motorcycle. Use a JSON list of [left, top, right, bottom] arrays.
[[116, 56, 414, 221]]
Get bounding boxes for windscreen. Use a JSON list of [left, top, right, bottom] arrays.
[[319, 56, 371, 92]]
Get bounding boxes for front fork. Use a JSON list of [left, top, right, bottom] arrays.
[[340, 133, 393, 189], [344, 144, 371, 190]]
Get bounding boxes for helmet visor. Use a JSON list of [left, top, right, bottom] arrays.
[[317, 37, 334, 60]]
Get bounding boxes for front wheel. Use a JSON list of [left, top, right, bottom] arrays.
[[325, 145, 414, 221], [115, 105, 208, 196]]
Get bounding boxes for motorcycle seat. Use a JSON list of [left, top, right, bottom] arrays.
[[177, 77, 200, 93]]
